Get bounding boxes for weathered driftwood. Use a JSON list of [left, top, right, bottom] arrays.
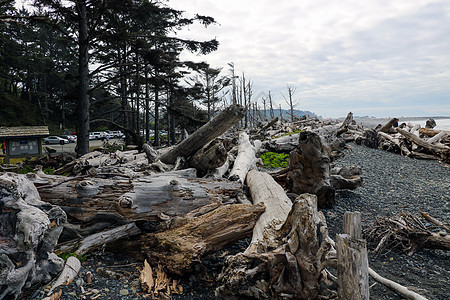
[[378, 131, 411, 155], [356, 129, 379, 149], [368, 268, 428, 300], [396, 128, 450, 162], [287, 131, 335, 208], [244, 170, 292, 254], [37, 169, 242, 226], [228, 132, 262, 183], [365, 211, 450, 255], [330, 166, 363, 190], [216, 194, 333, 299], [188, 139, 228, 176], [47, 256, 81, 295], [378, 118, 399, 133], [264, 132, 300, 152], [0, 173, 66, 299], [419, 127, 442, 137], [427, 131, 446, 144], [337, 212, 369, 300], [142, 143, 159, 163], [58, 223, 141, 256], [257, 117, 278, 134], [159, 104, 244, 164], [337, 112, 354, 136], [420, 212, 449, 232], [140, 203, 265, 275]]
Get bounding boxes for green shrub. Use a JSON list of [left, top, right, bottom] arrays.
[[57, 251, 87, 262], [259, 152, 289, 169]]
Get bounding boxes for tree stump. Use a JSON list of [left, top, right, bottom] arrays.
[[287, 131, 335, 208]]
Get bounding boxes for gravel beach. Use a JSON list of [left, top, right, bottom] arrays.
[[327, 143, 450, 300], [29, 143, 449, 300]]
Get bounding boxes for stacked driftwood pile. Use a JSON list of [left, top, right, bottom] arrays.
[[1, 105, 437, 299], [334, 112, 450, 164]]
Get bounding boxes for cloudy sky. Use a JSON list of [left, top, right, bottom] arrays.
[[169, 0, 450, 118]]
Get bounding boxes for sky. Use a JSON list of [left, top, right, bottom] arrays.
[[169, 0, 450, 118]]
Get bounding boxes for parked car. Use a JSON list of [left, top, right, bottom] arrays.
[[59, 135, 76, 143], [44, 136, 69, 145], [89, 132, 103, 140]]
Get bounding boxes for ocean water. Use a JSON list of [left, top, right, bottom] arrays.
[[398, 118, 450, 131]]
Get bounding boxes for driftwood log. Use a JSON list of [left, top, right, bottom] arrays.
[[228, 133, 262, 183], [159, 104, 244, 164], [216, 193, 333, 299], [287, 131, 335, 208], [140, 203, 265, 275], [0, 173, 67, 299]]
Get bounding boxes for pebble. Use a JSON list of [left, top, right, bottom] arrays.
[[119, 289, 129, 296]]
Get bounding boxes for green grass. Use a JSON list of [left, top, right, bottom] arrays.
[[259, 152, 289, 169]]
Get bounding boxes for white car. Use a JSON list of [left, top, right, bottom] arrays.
[[44, 136, 69, 145], [89, 132, 103, 140]]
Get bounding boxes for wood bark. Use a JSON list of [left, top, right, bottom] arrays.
[[141, 203, 265, 275], [337, 212, 369, 300], [216, 194, 333, 299], [188, 139, 228, 176], [287, 131, 335, 208], [159, 104, 244, 164], [228, 132, 262, 183], [37, 170, 242, 226]]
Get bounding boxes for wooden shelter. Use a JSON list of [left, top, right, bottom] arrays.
[[0, 126, 49, 163]]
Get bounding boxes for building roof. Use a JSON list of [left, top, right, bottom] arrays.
[[0, 126, 49, 139]]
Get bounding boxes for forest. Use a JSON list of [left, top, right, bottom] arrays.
[[0, 0, 261, 155]]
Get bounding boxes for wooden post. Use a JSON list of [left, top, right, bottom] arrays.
[[337, 211, 369, 300]]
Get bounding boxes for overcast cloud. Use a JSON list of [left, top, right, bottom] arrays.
[[169, 0, 450, 118]]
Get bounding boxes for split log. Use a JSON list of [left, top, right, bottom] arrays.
[[216, 194, 333, 299], [228, 132, 262, 183], [337, 212, 369, 299], [287, 131, 335, 208], [141, 203, 265, 275], [159, 104, 244, 164], [188, 139, 228, 176], [378, 118, 399, 133]]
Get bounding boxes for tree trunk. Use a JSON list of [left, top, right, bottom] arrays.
[[159, 104, 244, 164], [76, 0, 90, 156], [188, 139, 228, 176]]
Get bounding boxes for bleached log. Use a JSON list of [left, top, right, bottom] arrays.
[[257, 117, 278, 133], [228, 132, 262, 183], [244, 170, 292, 254], [419, 127, 442, 137], [209, 155, 231, 179], [396, 128, 450, 155], [159, 104, 244, 164], [337, 112, 354, 135], [72, 223, 141, 256], [47, 256, 81, 295], [427, 131, 446, 144], [368, 268, 428, 300]]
